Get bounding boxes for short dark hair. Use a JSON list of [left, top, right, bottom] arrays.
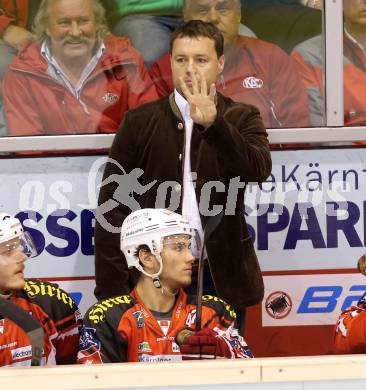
[[170, 20, 224, 57]]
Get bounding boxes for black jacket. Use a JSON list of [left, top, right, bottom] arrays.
[[94, 92, 272, 308]]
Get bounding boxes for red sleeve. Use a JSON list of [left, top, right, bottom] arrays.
[[149, 54, 174, 97], [3, 67, 44, 135], [335, 308, 366, 354], [0, 0, 28, 37], [53, 311, 82, 364], [291, 49, 324, 126], [126, 48, 159, 109], [291, 51, 323, 90], [0, 10, 12, 37], [268, 45, 310, 127]]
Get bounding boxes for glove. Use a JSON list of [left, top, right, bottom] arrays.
[[178, 328, 231, 360]]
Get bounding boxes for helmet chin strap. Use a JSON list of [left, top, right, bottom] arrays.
[[137, 250, 179, 296]]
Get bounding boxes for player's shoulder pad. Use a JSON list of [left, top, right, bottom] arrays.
[[23, 279, 78, 314], [201, 294, 237, 322], [86, 295, 135, 326]]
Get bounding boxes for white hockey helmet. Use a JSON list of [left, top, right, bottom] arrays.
[[0, 212, 37, 258], [120, 208, 193, 279]]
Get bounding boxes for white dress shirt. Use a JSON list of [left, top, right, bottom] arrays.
[[174, 89, 204, 257]]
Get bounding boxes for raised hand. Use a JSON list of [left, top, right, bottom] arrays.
[[179, 70, 217, 128]]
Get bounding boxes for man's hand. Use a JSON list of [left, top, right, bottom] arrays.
[[178, 328, 231, 360], [179, 71, 217, 128], [3, 25, 33, 50]]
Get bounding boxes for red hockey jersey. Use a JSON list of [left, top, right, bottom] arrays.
[[0, 279, 81, 367], [79, 288, 253, 363], [334, 291, 366, 354]]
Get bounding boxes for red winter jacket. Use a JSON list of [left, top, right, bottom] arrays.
[[0, 0, 28, 37], [3, 34, 158, 135], [292, 33, 366, 128], [150, 36, 310, 129]]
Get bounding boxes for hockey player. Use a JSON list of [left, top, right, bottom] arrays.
[[334, 254, 366, 354], [80, 208, 253, 363], [0, 212, 82, 366]]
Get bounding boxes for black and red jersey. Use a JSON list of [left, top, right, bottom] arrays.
[[0, 279, 81, 367], [79, 288, 253, 363], [334, 291, 366, 354]]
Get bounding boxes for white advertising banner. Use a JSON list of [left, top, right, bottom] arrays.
[[246, 148, 366, 271], [262, 273, 366, 327], [1, 147, 366, 325]]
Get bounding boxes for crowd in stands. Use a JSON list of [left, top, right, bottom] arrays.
[[0, 0, 364, 137]]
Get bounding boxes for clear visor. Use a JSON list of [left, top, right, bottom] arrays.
[[0, 232, 38, 260], [162, 230, 200, 259], [20, 231, 38, 258]]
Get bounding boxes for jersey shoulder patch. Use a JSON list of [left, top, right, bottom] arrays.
[[23, 279, 77, 310], [21, 279, 79, 325], [86, 295, 135, 326], [201, 294, 237, 322]]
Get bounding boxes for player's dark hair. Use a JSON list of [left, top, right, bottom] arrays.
[[170, 20, 224, 58], [133, 244, 151, 260], [129, 245, 152, 285]]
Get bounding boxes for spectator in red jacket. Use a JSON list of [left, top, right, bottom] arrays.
[[150, 0, 310, 129], [292, 0, 366, 128], [3, 0, 158, 136], [0, 1, 38, 135]]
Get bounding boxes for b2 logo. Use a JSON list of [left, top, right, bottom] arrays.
[[298, 285, 366, 313]]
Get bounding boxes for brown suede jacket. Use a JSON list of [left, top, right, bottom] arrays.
[[94, 92, 272, 309]]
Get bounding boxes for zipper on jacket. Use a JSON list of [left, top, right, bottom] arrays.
[[12, 66, 95, 115], [269, 99, 282, 127]]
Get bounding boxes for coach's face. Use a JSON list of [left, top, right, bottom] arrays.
[[171, 35, 225, 95], [184, 0, 241, 50]]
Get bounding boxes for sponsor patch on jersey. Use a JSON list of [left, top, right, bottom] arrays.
[[156, 335, 175, 342], [102, 92, 119, 104], [242, 76, 263, 89], [79, 326, 101, 351], [185, 309, 196, 328], [11, 346, 32, 361], [24, 280, 74, 309], [133, 311, 145, 328], [138, 354, 182, 363], [138, 342, 152, 353], [172, 342, 180, 353], [0, 341, 17, 351], [88, 295, 132, 324]]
